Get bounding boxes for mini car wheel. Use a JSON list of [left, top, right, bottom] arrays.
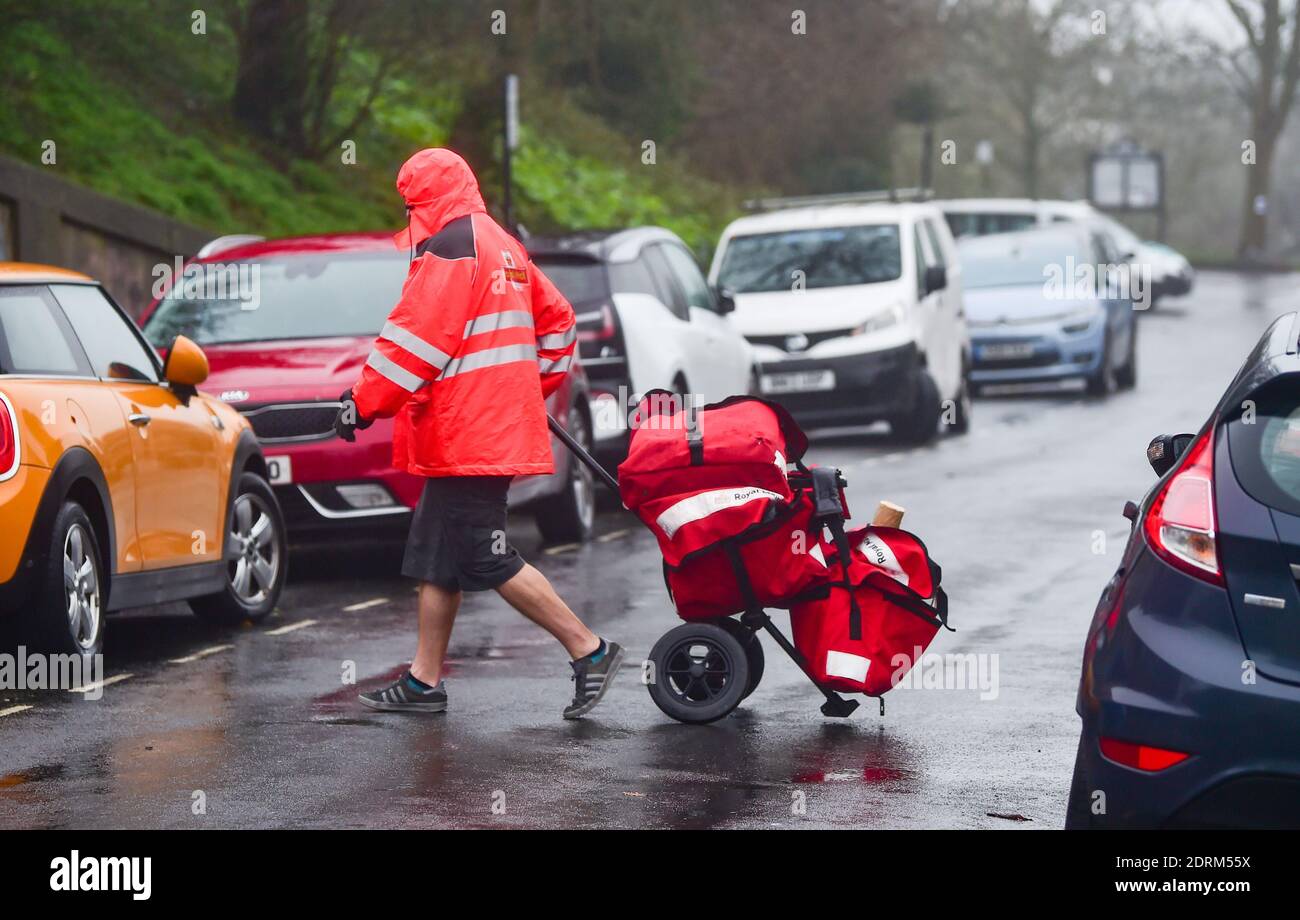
[[647, 622, 750, 724], [190, 471, 287, 625], [19, 501, 105, 661], [716, 617, 764, 699]]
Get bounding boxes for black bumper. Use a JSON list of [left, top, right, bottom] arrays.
[[755, 343, 921, 426]]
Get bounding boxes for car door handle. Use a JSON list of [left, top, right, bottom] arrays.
[[128, 412, 151, 426]]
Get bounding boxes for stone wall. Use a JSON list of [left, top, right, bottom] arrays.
[[0, 155, 212, 318]]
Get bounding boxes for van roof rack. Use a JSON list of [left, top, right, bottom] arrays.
[[196, 234, 266, 259], [742, 188, 933, 212]]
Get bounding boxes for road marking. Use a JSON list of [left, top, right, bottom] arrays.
[[0, 705, 33, 718], [70, 673, 133, 694], [343, 598, 388, 612], [543, 543, 582, 555], [266, 619, 317, 636], [169, 644, 233, 664], [597, 529, 630, 543]]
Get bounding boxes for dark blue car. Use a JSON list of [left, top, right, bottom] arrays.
[[1069, 313, 1300, 828]]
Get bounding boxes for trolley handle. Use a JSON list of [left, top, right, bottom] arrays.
[[547, 412, 620, 496]]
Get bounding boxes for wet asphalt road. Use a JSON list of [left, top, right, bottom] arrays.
[[0, 271, 1294, 829]]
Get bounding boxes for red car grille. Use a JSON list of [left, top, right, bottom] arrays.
[[241, 403, 340, 443]]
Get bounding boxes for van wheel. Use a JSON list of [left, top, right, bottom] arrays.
[[890, 372, 941, 444], [536, 405, 596, 544], [190, 472, 286, 625], [20, 502, 105, 660], [948, 369, 973, 435]]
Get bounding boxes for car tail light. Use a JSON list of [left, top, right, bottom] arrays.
[[1099, 736, 1190, 772], [577, 303, 617, 344], [1142, 426, 1223, 585], [0, 394, 18, 479]]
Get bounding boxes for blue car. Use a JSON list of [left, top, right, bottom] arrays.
[[958, 225, 1137, 395], [1068, 313, 1300, 828]]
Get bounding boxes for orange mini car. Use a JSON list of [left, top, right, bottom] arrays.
[[0, 263, 287, 659]]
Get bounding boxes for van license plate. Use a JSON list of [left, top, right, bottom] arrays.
[[760, 370, 836, 394]]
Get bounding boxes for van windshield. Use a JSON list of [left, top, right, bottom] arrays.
[[716, 225, 902, 294], [143, 252, 407, 347]]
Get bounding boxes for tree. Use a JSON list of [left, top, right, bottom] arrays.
[[944, 0, 1104, 198], [231, 0, 421, 158], [892, 80, 947, 191], [1219, 0, 1300, 258]]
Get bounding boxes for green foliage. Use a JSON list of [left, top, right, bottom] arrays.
[[512, 129, 730, 256], [0, 7, 739, 254]]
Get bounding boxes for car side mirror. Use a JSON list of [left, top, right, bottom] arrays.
[[715, 287, 737, 314], [1146, 432, 1195, 477], [164, 334, 209, 389], [924, 265, 947, 296]]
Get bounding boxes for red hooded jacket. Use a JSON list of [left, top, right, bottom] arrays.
[[351, 149, 577, 477]]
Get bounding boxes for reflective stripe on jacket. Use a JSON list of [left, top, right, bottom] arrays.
[[351, 148, 577, 477]]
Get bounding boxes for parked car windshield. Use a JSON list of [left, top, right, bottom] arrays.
[[716, 225, 902, 293], [533, 257, 609, 305], [944, 212, 1037, 238], [960, 233, 1084, 289], [143, 252, 407, 347]]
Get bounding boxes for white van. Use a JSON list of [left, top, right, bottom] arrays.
[[709, 201, 971, 443]]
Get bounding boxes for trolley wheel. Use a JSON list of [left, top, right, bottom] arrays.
[[716, 617, 764, 699], [647, 622, 750, 724]]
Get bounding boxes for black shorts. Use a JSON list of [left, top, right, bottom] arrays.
[[401, 476, 526, 592]]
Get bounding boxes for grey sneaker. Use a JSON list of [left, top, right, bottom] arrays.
[[359, 672, 448, 713], [563, 640, 624, 719]]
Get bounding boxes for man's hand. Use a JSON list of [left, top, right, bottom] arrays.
[[334, 389, 373, 442]]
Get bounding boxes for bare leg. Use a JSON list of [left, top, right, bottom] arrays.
[[496, 563, 599, 659], [410, 581, 461, 685]]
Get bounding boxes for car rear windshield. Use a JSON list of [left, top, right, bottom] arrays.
[[944, 212, 1037, 238], [1227, 377, 1300, 516], [532, 257, 609, 305], [960, 234, 1085, 289], [143, 252, 407, 347], [715, 225, 902, 294]]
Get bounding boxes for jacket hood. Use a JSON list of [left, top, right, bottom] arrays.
[[392, 148, 487, 249]]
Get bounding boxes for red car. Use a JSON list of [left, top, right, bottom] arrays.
[[139, 232, 596, 545]]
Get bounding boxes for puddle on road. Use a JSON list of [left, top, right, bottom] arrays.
[[791, 765, 912, 785], [0, 762, 65, 789]]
